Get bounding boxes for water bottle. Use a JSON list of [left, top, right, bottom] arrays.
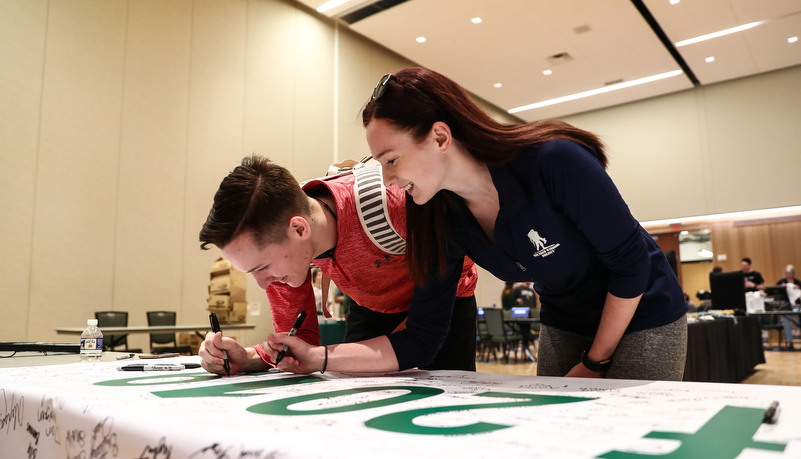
[[79, 319, 104, 361]]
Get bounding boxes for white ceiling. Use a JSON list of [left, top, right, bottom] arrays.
[[297, 0, 801, 122]]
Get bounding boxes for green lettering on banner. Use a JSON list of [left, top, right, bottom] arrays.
[[94, 372, 219, 387], [247, 386, 443, 416], [598, 406, 786, 459], [152, 375, 325, 398], [366, 391, 594, 435]]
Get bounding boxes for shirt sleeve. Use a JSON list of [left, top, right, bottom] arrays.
[[387, 255, 464, 370], [266, 272, 321, 346], [537, 140, 651, 299]]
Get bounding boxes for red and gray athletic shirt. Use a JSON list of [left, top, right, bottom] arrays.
[[257, 173, 477, 364]]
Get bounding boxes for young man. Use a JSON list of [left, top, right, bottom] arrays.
[[198, 156, 478, 375], [741, 257, 765, 291]]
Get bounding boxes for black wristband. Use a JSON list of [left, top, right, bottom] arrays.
[[581, 350, 612, 373], [321, 345, 328, 374]]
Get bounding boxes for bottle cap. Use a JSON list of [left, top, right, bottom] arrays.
[[88, 319, 98, 326]]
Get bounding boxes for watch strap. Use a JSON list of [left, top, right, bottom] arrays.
[[581, 350, 612, 372]]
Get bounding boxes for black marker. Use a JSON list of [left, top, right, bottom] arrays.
[[763, 400, 780, 424], [209, 312, 230, 376], [119, 363, 201, 371], [275, 311, 307, 365]]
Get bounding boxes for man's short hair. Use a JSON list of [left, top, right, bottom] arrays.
[[199, 156, 311, 251], [741, 257, 752, 264]]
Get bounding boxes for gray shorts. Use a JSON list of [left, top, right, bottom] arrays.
[[537, 315, 688, 381]]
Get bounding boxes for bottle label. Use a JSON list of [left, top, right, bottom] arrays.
[[80, 338, 103, 352]]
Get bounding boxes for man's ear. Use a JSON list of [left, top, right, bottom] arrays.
[[287, 216, 312, 240], [431, 121, 452, 152]]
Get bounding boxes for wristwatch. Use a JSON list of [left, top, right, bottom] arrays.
[[581, 350, 612, 373]]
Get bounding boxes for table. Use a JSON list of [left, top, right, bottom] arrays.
[[684, 316, 766, 383], [1, 354, 799, 458], [56, 323, 255, 340]]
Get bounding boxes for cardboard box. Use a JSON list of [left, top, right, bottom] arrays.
[[208, 274, 246, 295], [207, 301, 247, 324], [210, 257, 234, 276], [210, 257, 246, 280], [207, 290, 246, 308], [178, 332, 204, 355]]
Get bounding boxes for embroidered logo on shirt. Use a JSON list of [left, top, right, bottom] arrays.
[[527, 229, 560, 258], [527, 230, 546, 250]]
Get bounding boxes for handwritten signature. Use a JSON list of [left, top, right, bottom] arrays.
[[188, 442, 273, 459], [1, 389, 24, 434], [90, 416, 119, 458], [138, 436, 171, 459]]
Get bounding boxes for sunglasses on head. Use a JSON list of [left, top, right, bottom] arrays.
[[371, 73, 440, 111]]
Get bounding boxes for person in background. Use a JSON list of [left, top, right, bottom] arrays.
[[512, 282, 537, 309], [329, 286, 348, 318], [311, 268, 325, 316], [341, 67, 686, 381], [198, 156, 478, 375], [684, 293, 698, 313], [776, 264, 801, 350], [501, 282, 515, 311], [741, 257, 765, 291]]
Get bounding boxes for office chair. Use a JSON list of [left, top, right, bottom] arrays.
[[146, 311, 192, 355], [95, 311, 133, 351], [482, 308, 523, 363]]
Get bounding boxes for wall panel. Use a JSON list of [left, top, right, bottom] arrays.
[[290, 9, 335, 182], [244, 0, 298, 169], [29, 0, 128, 341], [704, 68, 801, 214], [112, 0, 194, 351], [0, 0, 48, 340], [182, 0, 250, 329]]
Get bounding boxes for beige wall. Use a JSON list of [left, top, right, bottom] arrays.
[[1, 0, 799, 343], [562, 65, 801, 223]]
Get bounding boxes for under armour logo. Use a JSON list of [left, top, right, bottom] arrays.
[[374, 255, 391, 268]]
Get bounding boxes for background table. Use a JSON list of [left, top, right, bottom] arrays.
[[683, 316, 765, 383], [56, 323, 255, 340]]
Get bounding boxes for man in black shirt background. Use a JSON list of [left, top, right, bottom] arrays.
[[741, 257, 765, 292]]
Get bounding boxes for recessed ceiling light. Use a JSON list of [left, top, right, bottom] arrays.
[[471, 17, 482, 24], [543, 69, 553, 76], [675, 20, 769, 47], [670, 0, 680, 4], [705, 56, 715, 63], [789, 36, 799, 43], [416, 36, 426, 43], [508, 70, 683, 114], [493, 83, 502, 88]]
